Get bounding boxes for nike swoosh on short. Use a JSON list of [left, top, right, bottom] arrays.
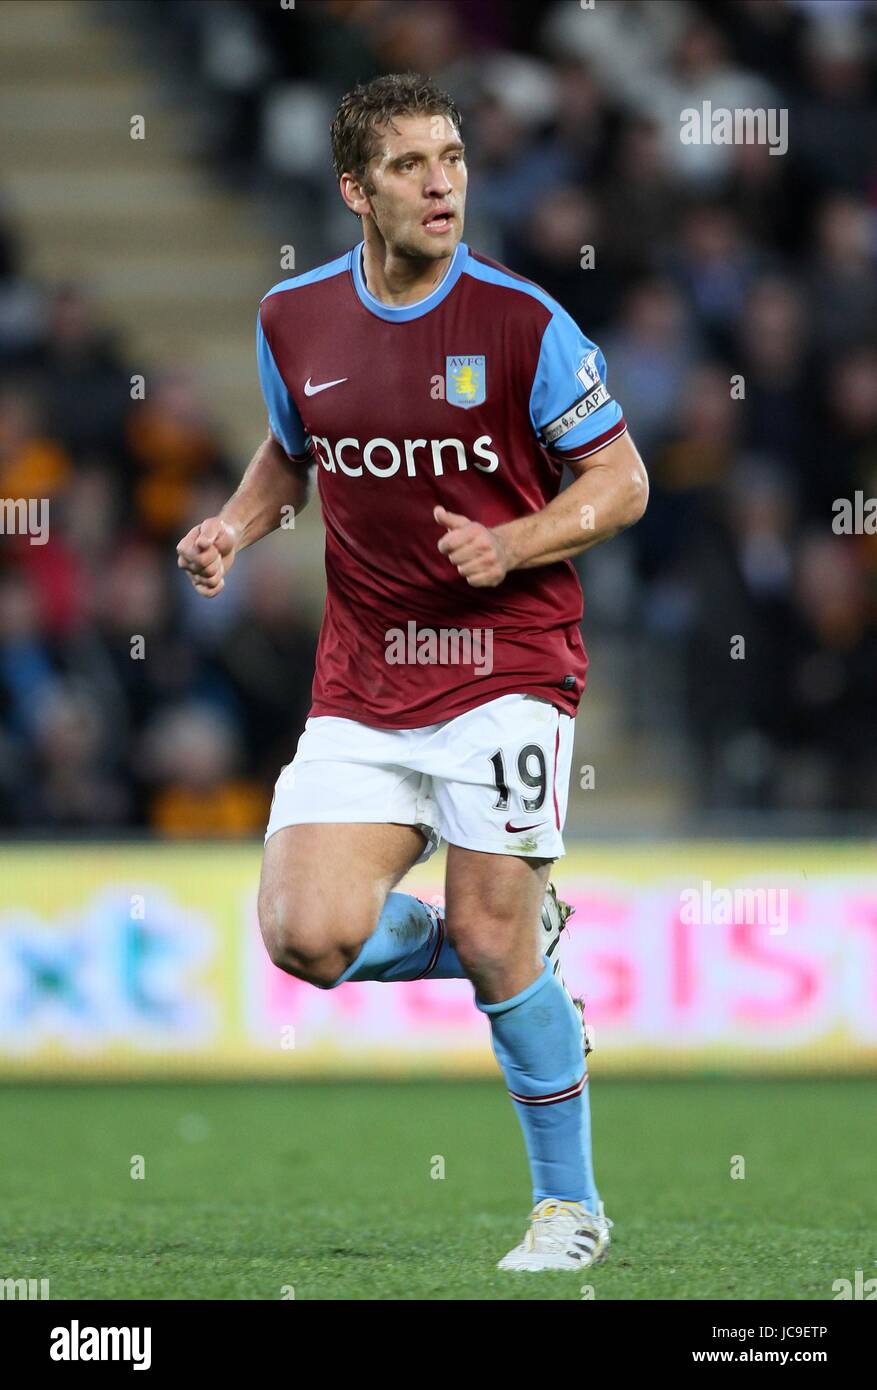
[[505, 821, 547, 833], [304, 376, 348, 396]]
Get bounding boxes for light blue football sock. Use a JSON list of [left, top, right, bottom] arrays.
[[477, 960, 599, 1208], [331, 892, 465, 984]]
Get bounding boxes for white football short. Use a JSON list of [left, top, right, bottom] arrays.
[[265, 693, 576, 862]]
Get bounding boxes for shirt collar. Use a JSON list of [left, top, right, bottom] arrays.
[[350, 240, 467, 321]]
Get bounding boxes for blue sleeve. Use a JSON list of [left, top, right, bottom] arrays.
[[529, 306, 625, 457], [256, 310, 310, 459]]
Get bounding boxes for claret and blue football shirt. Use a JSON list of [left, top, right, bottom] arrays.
[[257, 240, 627, 728]]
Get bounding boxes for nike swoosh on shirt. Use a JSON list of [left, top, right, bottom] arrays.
[[304, 376, 348, 396], [505, 821, 547, 833]]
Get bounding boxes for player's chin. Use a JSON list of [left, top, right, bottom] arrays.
[[411, 221, 461, 257]]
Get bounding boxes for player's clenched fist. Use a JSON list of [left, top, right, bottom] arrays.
[[434, 505, 510, 588], [176, 516, 238, 597]]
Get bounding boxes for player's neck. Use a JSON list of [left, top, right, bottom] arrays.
[[360, 239, 455, 307]]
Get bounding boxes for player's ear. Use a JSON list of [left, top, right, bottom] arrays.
[[339, 172, 371, 218]]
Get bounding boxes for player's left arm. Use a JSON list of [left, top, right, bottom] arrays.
[[436, 431, 647, 584], [436, 309, 647, 587]]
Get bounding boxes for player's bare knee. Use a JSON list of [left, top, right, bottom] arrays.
[[258, 891, 324, 978], [446, 918, 512, 979], [257, 890, 366, 987], [447, 906, 544, 990]]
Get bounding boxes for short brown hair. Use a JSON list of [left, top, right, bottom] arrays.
[[330, 71, 462, 186]]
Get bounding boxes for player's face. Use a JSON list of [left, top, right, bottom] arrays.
[[358, 113, 467, 260]]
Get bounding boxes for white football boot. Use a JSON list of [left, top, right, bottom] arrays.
[[497, 1198, 613, 1272], [541, 883, 593, 1056]]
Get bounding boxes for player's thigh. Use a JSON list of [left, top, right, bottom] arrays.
[[260, 714, 436, 964], [443, 842, 551, 978], [258, 820, 426, 964]]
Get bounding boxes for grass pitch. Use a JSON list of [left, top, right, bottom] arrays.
[[1, 1078, 873, 1300]]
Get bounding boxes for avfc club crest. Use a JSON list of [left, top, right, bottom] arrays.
[[446, 355, 486, 408]]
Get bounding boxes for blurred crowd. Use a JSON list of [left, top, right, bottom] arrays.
[[0, 264, 316, 832], [2, 0, 877, 831]]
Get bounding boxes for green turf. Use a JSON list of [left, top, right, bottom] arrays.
[[0, 1078, 873, 1300]]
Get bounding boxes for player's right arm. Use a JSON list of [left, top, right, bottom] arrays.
[[176, 432, 314, 598], [177, 298, 314, 598]]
